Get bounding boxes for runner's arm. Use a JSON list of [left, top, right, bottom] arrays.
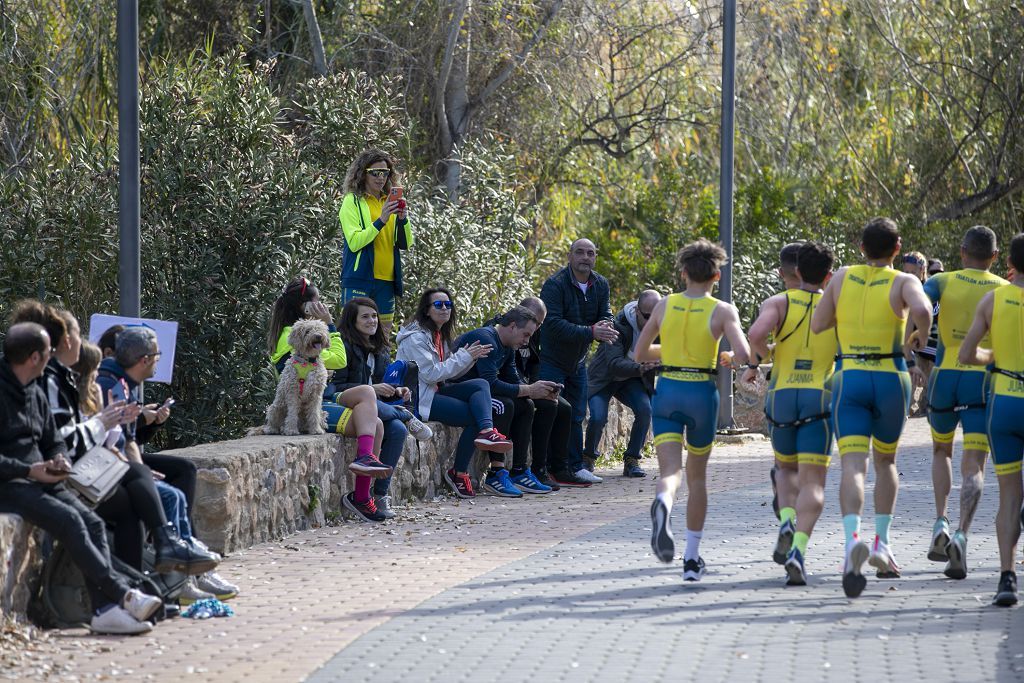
[[634, 298, 666, 362], [958, 292, 995, 367], [746, 295, 783, 364], [902, 275, 933, 351], [810, 268, 843, 333], [719, 304, 751, 368]]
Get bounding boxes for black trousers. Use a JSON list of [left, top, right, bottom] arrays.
[[0, 481, 131, 611], [95, 462, 168, 569], [142, 453, 196, 515], [531, 396, 572, 473], [492, 396, 536, 471]]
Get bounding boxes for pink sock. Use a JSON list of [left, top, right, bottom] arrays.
[[357, 434, 375, 457], [354, 476, 372, 503]]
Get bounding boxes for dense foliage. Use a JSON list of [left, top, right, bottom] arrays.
[[2, 0, 1022, 445]]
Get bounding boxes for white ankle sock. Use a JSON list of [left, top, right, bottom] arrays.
[[684, 529, 703, 561]]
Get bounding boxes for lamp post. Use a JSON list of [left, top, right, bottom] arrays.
[[117, 0, 140, 317], [716, 0, 736, 429]]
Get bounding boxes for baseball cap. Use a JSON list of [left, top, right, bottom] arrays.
[[927, 258, 944, 275]]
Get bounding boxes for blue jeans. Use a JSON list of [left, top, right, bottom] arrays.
[[429, 378, 494, 472], [375, 400, 410, 496], [156, 481, 192, 542], [584, 378, 653, 460], [537, 360, 587, 472]]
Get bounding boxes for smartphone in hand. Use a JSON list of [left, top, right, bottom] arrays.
[[388, 186, 403, 202]]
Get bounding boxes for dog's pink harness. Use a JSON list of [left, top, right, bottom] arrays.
[[291, 356, 317, 396]]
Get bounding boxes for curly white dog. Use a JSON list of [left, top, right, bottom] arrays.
[[263, 319, 331, 435]]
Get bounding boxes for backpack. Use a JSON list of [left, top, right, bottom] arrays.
[[33, 539, 185, 628], [381, 360, 420, 416]]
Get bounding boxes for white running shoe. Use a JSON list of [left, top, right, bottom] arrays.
[[842, 537, 869, 598], [196, 571, 240, 600], [374, 494, 397, 519], [406, 416, 433, 441], [868, 536, 901, 578], [173, 577, 215, 605], [574, 468, 603, 484], [121, 588, 162, 622], [928, 517, 950, 562], [90, 605, 152, 635]]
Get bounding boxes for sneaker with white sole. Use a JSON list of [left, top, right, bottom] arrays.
[[406, 416, 433, 441], [121, 588, 162, 622], [574, 468, 602, 484], [374, 494, 397, 519], [868, 536, 901, 578], [842, 537, 869, 598], [196, 571, 240, 600], [90, 605, 152, 635], [928, 516, 951, 562], [773, 519, 795, 565], [682, 557, 706, 582], [174, 577, 216, 605], [509, 468, 552, 494], [650, 497, 675, 563], [483, 469, 523, 498], [944, 530, 968, 580], [784, 548, 807, 586], [994, 570, 1019, 607], [348, 453, 393, 478]]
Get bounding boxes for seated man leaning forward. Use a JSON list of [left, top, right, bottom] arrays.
[[584, 290, 662, 478]]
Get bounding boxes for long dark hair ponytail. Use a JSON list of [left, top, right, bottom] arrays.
[[267, 277, 319, 353]]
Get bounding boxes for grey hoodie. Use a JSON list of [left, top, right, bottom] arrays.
[[395, 321, 476, 420], [622, 301, 642, 360]]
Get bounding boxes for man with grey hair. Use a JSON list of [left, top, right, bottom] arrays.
[[584, 290, 662, 477]]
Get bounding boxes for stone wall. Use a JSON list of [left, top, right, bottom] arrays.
[[0, 516, 47, 618]]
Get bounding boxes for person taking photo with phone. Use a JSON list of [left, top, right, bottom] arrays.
[[339, 148, 413, 340]]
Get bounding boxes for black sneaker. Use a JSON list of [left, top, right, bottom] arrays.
[[623, 457, 647, 478], [682, 557, 705, 582], [552, 471, 592, 488], [343, 492, 387, 522], [650, 498, 675, 563], [534, 469, 560, 492], [994, 571, 1018, 607]]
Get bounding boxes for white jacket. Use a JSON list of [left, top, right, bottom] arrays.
[[395, 321, 476, 420]]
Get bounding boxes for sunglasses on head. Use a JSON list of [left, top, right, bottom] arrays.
[[902, 255, 925, 266], [366, 168, 391, 178], [431, 300, 454, 310]]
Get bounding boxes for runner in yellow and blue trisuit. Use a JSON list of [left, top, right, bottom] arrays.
[[635, 239, 751, 582], [912, 226, 1007, 580], [743, 241, 837, 586], [958, 232, 1024, 607], [811, 218, 933, 598]]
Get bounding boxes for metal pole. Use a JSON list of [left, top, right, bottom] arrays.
[[716, 0, 736, 429], [117, 0, 141, 318]]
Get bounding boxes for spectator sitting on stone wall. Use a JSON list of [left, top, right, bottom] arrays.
[[395, 287, 513, 499], [583, 290, 662, 479], [0, 322, 163, 634], [331, 297, 433, 522]]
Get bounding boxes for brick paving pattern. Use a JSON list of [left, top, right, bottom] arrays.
[[6, 419, 1022, 682]]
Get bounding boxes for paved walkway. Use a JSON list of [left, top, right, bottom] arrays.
[[6, 419, 1023, 682]]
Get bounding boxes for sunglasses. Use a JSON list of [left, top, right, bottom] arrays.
[[431, 300, 454, 310], [637, 308, 654, 320], [366, 169, 391, 178]]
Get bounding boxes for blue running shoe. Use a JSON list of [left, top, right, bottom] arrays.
[[483, 469, 523, 498], [784, 548, 807, 586], [510, 468, 552, 494]]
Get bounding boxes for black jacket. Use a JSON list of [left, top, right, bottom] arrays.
[[587, 309, 656, 398], [538, 266, 612, 372], [42, 358, 104, 460], [484, 314, 540, 383], [0, 357, 65, 482], [324, 338, 391, 398]]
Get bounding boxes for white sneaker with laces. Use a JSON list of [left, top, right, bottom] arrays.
[[196, 571, 240, 599], [374, 494, 397, 519], [174, 576, 215, 605], [90, 605, 152, 635], [122, 588, 162, 622], [575, 468, 603, 484], [405, 416, 433, 441]]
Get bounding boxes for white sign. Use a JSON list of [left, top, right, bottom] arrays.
[[87, 314, 178, 384]]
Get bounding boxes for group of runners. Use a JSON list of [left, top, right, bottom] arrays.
[[640, 218, 1024, 606]]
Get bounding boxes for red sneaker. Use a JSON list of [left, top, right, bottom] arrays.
[[473, 428, 513, 453], [443, 468, 475, 499]]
